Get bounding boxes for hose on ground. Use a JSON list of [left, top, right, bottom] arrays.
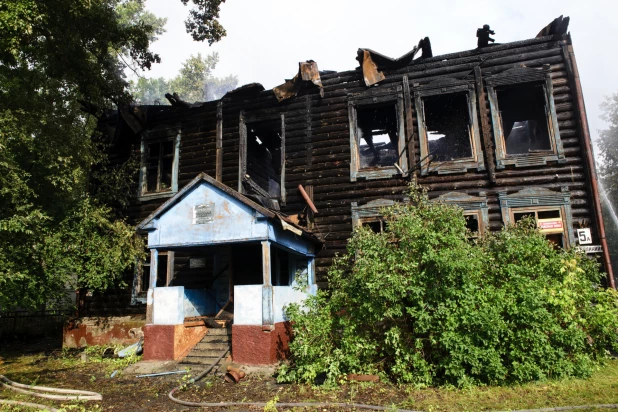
[[0, 375, 102, 401], [167, 351, 618, 411], [167, 350, 422, 411], [0, 374, 102, 411], [0, 399, 60, 411]]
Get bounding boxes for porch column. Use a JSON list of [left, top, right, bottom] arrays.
[[146, 248, 158, 324], [261, 240, 274, 327]]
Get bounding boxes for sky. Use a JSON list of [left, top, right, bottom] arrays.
[[141, 0, 617, 147]]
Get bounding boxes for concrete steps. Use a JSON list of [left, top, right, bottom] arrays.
[[181, 326, 231, 366]]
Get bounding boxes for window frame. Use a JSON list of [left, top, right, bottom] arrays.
[[348, 90, 408, 182], [498, 187, 574, 247], [434, 191, 489, 236], [138, 129, 180, 200], [239, 111, 286, 204], [413, 79, 485, 175], [486, 66, 565, 169], [351, 198, 402, 229]]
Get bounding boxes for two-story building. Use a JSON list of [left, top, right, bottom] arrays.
[[66, 16, 614, 364]]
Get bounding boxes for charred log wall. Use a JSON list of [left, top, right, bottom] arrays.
[[111, 34, 598, 291]]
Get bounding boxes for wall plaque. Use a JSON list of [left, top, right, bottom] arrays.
[[189, 258, 207, 268], [193, 204, 214, 224]]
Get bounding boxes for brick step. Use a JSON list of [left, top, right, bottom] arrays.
[[194, 342, 230, 351], [181, 355, 223, 365], [189, 348, 229, 358], [206, 327, 232, 336]]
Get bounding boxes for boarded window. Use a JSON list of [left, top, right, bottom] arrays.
[[145, 139, 175, 193], [357, 104, 399, 169], [496, 83, 551, 155], [422, 93, 473, 162], [246, 120, 282, 198]]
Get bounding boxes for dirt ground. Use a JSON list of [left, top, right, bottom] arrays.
[[0, 338, 410, 411], [2, 337, 618, 411]]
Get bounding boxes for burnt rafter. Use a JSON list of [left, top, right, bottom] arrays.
[[357, 37, 432, 87], [536, 15, 570, 38], [273, 60, 324, 102]]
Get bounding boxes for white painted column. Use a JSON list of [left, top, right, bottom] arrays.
[[261, 241, 274, 327], [146, 248, 158, 324]]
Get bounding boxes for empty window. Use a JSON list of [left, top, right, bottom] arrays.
[[486, 67, 565, 169], [139, 130, 180, 199], [139, 250, 151, 294], [423, 93, 473, 162], [245, 120, 282, 199], [496, 83, 551, 155], [145, 140, 174, 193], [348, 95, 407, 182], [361, 219, 387, 234], [357, 104, 399, 169], [464, 212, 480, 235]]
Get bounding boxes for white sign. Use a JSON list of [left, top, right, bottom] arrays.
[[189, 258, 207, 268], [576, 228, 592, 245], [578, 245, 602, 254], [193, 204, 214, 224]]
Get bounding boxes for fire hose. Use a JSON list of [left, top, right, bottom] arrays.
[[0, 374, 102, 411], [167, 351, 618, 411]]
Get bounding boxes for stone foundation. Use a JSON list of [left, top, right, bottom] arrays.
[[63, 316, 146, 348], [232, 322, 292, 365]]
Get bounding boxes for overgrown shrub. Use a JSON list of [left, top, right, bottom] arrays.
[[278, 184, 618, 387]]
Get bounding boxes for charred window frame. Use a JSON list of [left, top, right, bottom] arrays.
[[138, 129, 180, 200], [348, 92, 407, 181], [499, 187, 574, 248], [132, 245, 175, 304], [486, 66, 565, 168], [239, 112, 286, 204], [414, 80, 484, 175], [351, 198, 402, 231], [433, 192, 489, 238]]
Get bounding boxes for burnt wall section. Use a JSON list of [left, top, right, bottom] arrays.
[[108, 34, 601, 290]]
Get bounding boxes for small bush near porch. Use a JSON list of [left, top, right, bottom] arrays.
[[278, 184, 618, 387]]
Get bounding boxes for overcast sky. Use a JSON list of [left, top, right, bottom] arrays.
[[141, 0, 617, 147]]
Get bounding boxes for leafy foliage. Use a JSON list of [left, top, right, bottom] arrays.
[[278, 184, 618, 387], [130, 52, 239, 104], [181, 0, 227, 44]]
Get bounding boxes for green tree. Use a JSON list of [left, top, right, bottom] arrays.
[[0, 0, 228, 310], [131, 52, 239, 104], [278, 185, 618, 387]]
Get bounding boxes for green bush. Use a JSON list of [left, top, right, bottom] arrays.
[[277, 184, 618, 387]]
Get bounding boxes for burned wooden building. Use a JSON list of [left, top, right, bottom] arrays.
[[74, 16, 614, 363]]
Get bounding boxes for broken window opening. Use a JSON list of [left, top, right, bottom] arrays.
[[246, 120, 282, 199], [139, 250, 151, 294], [155, 253, 169, 287], [496, 83, 551, 155], [464, 212, 480, 238], [357, 104, 399, 169], [423, 92, 473, 162], [146, 139, 174, 193], [361, 219, 388, 234]]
